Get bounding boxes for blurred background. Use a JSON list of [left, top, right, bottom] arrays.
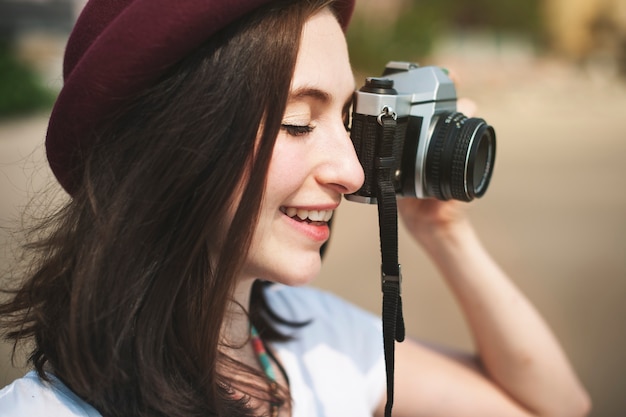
[[1, 0, 625, 415]]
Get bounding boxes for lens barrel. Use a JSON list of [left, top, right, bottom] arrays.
[[425, 112, 496, 201]]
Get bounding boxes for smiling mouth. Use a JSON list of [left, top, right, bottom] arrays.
[[280, 207, 333, 224]]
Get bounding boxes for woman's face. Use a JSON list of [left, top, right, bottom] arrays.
[[241, 8, 364, 285]]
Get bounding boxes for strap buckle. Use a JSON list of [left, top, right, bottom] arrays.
[[381, 266, 402, 294]]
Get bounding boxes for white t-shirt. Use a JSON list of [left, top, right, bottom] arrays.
[[0, 372, 101, 416], [0, 285, 386, 416]]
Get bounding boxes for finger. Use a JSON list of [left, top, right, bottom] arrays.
[[457, 97, 477, 117]]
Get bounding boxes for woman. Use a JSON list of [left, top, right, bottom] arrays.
[[0, 0, 590, 416]]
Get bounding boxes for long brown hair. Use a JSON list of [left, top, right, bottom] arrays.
[[0, 1, 337, 416]]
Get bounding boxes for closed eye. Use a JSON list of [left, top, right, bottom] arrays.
[[281, 124, 315, 137]]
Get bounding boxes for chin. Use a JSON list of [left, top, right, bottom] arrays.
[[277, 268, 321, 287], [266, 256, 322, 287], [243, 243, 325, 286]]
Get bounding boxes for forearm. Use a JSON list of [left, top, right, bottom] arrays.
[[419, 219, 590, 417]]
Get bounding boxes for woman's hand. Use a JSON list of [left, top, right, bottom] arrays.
[[397, 197, 469, 246]]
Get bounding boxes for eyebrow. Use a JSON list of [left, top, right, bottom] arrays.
[[288, 85, 354, 109], [288, 86, 331, 103]]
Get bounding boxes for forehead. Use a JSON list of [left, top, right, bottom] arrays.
[[290, 8, 354, 98]]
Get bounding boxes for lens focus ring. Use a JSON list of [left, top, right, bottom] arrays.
[[425, 112, 496, 201], [450, 118, 482, 200]]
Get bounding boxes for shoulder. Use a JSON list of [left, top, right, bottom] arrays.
[[0, 371, 101, 417], [265, 284, 383, 375], [265, 285, 386, 415]]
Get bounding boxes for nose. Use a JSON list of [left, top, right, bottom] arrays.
[[317, 124, 365, 195]]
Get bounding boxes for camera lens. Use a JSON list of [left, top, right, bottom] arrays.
[[425, 112, 496, 201]]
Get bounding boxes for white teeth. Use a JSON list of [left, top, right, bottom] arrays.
[[282, 207, 334, 222], [296, 209, 309, 220]]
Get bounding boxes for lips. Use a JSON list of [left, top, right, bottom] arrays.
[[280, 206, 333, 223]]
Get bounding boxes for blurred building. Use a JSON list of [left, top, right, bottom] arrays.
[[544, 0, 626, 74], [0, 0, 79, 40]]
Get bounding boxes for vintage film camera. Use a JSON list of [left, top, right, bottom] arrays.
[[347, 61, 496, 203]]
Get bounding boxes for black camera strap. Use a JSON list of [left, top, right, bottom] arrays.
[[376, 113, 406, 417]]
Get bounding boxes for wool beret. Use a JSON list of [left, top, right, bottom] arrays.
[[46, 0, 356, 195]]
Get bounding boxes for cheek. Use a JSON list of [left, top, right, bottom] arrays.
[[264, 140, 306, 199]]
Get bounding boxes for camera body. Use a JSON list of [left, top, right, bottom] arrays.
[[347, 61, 496, 204]]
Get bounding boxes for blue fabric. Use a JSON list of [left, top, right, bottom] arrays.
[[266, 285, 385, 417], [0, 371, 101, 416]]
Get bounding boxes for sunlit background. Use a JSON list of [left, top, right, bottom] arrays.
[[1, 1, 625, 416]]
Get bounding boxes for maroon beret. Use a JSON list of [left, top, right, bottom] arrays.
[[47, 0, 356, 195]]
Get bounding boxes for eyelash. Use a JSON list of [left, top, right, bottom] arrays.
[[281, 124, 315, 137], [280, 111, 351, 136]]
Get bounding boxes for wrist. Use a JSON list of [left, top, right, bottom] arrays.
[[415, 217, 479, 258]]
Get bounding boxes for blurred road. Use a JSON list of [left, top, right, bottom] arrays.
[[1, 54, 625, 416]]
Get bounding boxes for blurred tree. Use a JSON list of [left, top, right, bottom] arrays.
[[441, 0, 542, 34], [0, 0, 74, 118], [347, 2, 442, 75], [348, 0, 543, 74], [0, 43, 55, 118]]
